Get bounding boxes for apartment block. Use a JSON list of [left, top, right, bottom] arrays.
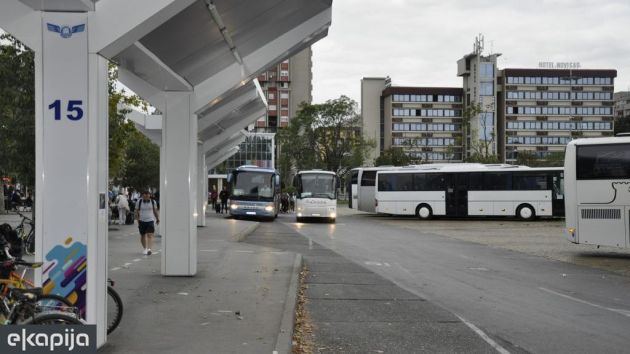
[[383, 87, 464, 162], [361, 44, 617, 165], [254, 47, 313, 132]]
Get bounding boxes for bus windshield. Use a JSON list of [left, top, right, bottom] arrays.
[[232, 172, 274, 199], [298, 174, 336, 199]]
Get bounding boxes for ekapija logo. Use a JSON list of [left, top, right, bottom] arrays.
[[47, 23, 85, 39]]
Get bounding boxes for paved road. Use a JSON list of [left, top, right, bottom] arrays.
[[281, 212, 630, 354]]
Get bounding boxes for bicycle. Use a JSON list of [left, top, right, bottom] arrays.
[[14, 212, 35, 255], [1, 287, 81, 325], [1, 259, 123, 334]]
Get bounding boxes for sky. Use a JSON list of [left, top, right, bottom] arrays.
[[311, 0, 630, 105]]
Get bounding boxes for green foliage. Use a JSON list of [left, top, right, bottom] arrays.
[[0, 34, 35, 186], [108, 63, 148, 179], [118, 130, 160, 190], [277, 96, 373, 182], [515, 150, 564, 167], [374, 147, 411, 166], [462, 101, 500, 162], [615, 116, 630, 135]]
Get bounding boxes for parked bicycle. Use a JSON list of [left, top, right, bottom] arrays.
[[14, 212, 35, 255]]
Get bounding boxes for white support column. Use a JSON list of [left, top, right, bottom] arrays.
[[32, 12, 108, 347], [160, 92, 197, 276], [197, 145, 207, 227]]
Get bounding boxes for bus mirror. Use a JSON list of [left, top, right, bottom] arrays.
[[226, 174, 232, 183], [275, 175, 281, 186]]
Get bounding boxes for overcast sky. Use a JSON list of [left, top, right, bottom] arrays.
[[311, 0, 630, 105]]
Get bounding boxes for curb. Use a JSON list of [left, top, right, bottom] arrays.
[[230, 221, 260, 242], [274, 253, 303, 354]]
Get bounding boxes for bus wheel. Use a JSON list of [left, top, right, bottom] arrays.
[[329, 218, 336, 224], [517, 204, 535, 220], [416, 204, 432, 220]]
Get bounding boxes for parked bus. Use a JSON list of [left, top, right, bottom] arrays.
[[227, 165, 280, 219], [375, 164, 565, 220], [293, 170, 339, 222], [351, 164, 485, 213], [564, 136, 630, 248], [348, 168, 359, 209]]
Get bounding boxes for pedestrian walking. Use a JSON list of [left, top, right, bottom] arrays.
[[210, 186, 218, 210], [219, 186, 229, 214], [135, 191, 159, 255], [115, 192, 129, 225]]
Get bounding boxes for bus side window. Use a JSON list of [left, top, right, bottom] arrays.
[[469, 173, 482, 190]]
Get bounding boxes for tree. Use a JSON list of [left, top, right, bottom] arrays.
[[462, 101, 499, 163], [277, 96, 373, 182], [516, 150, 564, 167], [374, 147, 411, 166], [0, 34, 35, 187], [119, 130, 160, 191], [108, 63, 148, 179], [615, 116, 630, 135]]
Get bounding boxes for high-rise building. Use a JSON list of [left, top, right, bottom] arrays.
[[381, 86, 464, 162], [615, 91, 630, 119], [361, 44, 617, 165], [500, 69, 616, 162], [254, 47, 313, 132]]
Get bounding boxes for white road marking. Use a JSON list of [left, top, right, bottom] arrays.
[[364, 261, 382, 266], [133, 258, 141, 262], [454, 314, 511, 354], [469, 267, 489, 272], [177, 292, 189, 296], [218, 310, 232, 313], [234, 250, 254, 253], [123, 262, 133, 267], [110, 267, 121, 271], [383, 262, 391, 267], [539, 287, 630, 318], [200, 249, 218, 252]]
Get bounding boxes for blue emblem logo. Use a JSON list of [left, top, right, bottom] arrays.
[[47, 23, 85, 39]]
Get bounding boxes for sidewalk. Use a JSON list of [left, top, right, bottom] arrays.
[[100, 212, 301, 353]]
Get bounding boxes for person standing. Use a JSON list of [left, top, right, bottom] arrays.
[[210, 186, 218, 210], [116, 192, 129, 225], [135, 191, 159, 255], [219, 186, 229, 214]]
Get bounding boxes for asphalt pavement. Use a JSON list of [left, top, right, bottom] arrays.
[[244, 219, 495, 354], [284, 208, 630, 354]]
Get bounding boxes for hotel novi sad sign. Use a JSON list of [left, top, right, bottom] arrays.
[[538, 62, 581, 69]]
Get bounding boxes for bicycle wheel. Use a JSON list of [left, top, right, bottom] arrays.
[[28, 312, 82, 325], [107, 285, 123, 335], [25, 231, 35, 254], [37, 294, 73, 311]]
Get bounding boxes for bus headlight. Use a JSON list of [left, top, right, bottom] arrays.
[[230, 204, 238, 210], [329, 212, 336, 218], [265, 205, 274, 212], [297, 207, 303, 211]]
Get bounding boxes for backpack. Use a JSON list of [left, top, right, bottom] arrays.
[[136, 199, 157, 213]]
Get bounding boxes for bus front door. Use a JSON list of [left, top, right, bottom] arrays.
[[445, 173, 468, 217], [552, 172, 565, 217]]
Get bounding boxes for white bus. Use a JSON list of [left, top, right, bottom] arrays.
[[350, 164, 490, 213], [375, 165, 565, 220], [564, 136, 630, 248], [294, 170, 339, 222]]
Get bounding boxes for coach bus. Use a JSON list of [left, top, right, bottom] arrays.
[[294, 170, 339, 222], [351, 164, 487, 213], [375, 164, 565, 220], [227, 165, 280, 219], [564, 136, 630, 248]]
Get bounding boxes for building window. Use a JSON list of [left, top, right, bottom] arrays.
[[280, 70, 289, 77], [480, 63, 494, 78], [479, 112, 494, 141], [268, 92, 275, 100], [480, 82, 493, 96], [280, 92, 289, 99]]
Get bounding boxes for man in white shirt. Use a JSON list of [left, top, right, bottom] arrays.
[[134, 191, 160, 255]]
